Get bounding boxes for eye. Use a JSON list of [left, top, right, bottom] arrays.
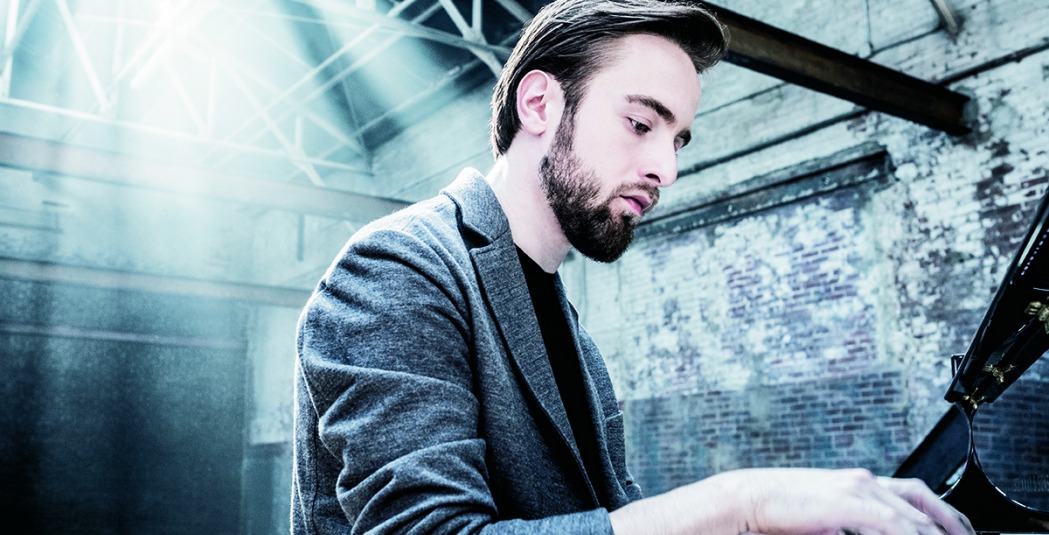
[[628, 118, 650, 134], [674, 132, 692, 152]]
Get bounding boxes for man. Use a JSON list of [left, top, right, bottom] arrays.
[[292, 1, 976, 533]]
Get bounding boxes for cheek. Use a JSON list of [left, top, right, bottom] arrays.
[[576, 129, 633, 169], [592, 142, 635, 182], [570, 117, 636, 179]]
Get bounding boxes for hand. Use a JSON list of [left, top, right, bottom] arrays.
[[609, 467, 976, 535], [739, 468, 975, 535]]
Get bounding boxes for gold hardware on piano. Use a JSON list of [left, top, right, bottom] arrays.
[[1026, 300, 1049, 334], [961, 393, 984, 410], [982, 363, 1015, 384]]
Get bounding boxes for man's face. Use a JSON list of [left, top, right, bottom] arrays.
[[539, 34, 702, 263], [539, 113, 641, 262]]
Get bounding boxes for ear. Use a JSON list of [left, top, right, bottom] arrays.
[[515, 70, 564, 137]]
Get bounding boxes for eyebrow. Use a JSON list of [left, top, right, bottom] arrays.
[[626, 94, 693, 148], [626, 94, 676, 123]]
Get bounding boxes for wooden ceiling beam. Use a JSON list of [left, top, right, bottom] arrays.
[[712, 4, 972, 135]]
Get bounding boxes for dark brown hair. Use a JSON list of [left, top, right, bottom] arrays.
[[489, 0, 727, 157]]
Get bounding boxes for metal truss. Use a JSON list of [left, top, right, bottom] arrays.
[[0, 0, 973, 211], [0, 0, 532, 196]]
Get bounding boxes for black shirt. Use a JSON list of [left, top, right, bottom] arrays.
[[516, 246, 607, 506]]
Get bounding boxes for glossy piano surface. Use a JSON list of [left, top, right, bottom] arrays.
[[942, 366, 1049, 533]]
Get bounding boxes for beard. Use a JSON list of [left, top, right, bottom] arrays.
[[538, 116, 658, 263]]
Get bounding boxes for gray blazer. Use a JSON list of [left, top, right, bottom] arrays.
[[292, 168, 642, 534]]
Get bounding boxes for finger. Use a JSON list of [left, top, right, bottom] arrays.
[[853, 528, 903, 535], [862, 482, 941, 533], [878, 477, 975, 535], [944, 503, 975, 535], [825, 497, 933, 535], [811, 470, 935, 535], [841, 529, 886, 535], [842, 478, 948, 535], [878, 476, 971, 534]]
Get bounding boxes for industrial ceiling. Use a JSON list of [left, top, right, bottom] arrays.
[[0, 0, 547, 193], [0, 0, 970, 232]]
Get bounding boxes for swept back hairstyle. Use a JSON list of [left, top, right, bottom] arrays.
[[489, 0, 727, 157]]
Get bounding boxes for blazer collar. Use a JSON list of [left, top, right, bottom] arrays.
[[440, 168, 509, 246]]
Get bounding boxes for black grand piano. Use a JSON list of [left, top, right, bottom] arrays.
[[896, 187, 1049, 533]]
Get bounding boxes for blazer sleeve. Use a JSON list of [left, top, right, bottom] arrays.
[[295, 225, 615, 534]]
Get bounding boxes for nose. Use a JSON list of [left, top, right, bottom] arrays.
[[640, 141, 679, 188]]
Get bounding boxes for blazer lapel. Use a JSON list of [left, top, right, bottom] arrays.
[[443, 168, 598, 503], [443, 169, 575, 447], [471, 242, 576, 449]]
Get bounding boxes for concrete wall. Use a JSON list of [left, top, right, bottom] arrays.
[[0, 279, 248, 533], [365, 0, 1049, 499]]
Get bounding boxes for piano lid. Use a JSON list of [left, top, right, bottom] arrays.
[[945, 188, 1049, 408]]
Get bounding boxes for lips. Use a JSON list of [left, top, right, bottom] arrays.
[[620, 193, 654, 216]]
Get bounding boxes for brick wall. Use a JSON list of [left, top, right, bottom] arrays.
[[624, 370, 909, 493], [579, 152, 929, 491]]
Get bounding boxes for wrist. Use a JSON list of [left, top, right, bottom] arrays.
[[609, 470, 755, 535], [697, 470, 757, 534]]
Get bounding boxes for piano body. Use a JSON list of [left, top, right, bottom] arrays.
[[896, 187, 1049, 533]]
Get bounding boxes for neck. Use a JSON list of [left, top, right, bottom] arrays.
[[486, 156, 571, 273]]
